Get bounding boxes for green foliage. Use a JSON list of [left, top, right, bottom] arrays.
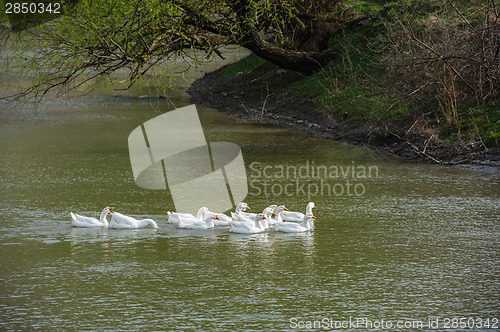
[[339, 0, 384, 17], [2, 0, 325, 100], [0, 3, 8, 21], [289, 21, 411, 122], [443, 104, 500, 145], [286, 0, 500, 146]]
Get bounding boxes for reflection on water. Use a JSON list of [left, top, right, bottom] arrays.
[[0, 94, 499, 330]]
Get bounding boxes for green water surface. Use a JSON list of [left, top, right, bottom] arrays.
[[0, 94, 499, 331]]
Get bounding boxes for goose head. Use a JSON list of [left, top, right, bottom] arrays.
[[103, 206, 114, 213], [306, 202, 316, 213], [235, 202, 250, 213], [275, 205, 288, 214], [204, 211, 220, 221], [262, 207, 275, 219]]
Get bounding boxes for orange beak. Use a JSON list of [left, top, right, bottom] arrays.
[[246, 205, 251, 210], [284, 207, 288, 210], [216, 215, 220, 220], [312, 215, 317, 219], [272, 211, 277, 216], [108, 206, 114, 211], [263, 215, 267, 219]]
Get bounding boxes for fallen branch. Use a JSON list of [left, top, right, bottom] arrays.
[[389, 131, 443, 164]]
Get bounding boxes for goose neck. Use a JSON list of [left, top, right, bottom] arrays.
[[256, 219, 264, 230], [196, 210, 205, 219], [100, 210, 110, 226], [276, 211, 284, 222]]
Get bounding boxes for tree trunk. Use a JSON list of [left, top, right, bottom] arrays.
[[241, 32, 339, 73]]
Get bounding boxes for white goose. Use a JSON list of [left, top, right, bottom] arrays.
[[264, 205, 278, 226], [177, 214, 219, 229], [262, 207, 277, 229], [275, 213, 316, 233], [268, 204, 278, 213], [229, 208, 261, 230], [271, 205, 288, 224], [281, 202, 316, 222], [110, 212, 158, 229], [229, 214, 267, 234], [167, 207, 210, 224], [230, 212, 254, 225], [237, 207, 275, 229], [232, 209, 257, 222], [232, 203, 274, 220], [234, 202, 262, 219], [71, 206, 113, 227]]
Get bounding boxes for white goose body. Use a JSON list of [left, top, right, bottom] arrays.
[[71, 207, 113, 227], [230, 211, 255, 224], [229, 214, 267, 234], [281, 202, 315, 222], [110, 212, 158, 229], [275, 213, 316, 233], [228, 211, 256, 230], [234, 207, 275, 229], [167, 207, 210, 224], [177, 215, 215, 229]]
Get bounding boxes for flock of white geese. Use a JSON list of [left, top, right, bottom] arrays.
[[70, 202, 316, 234]]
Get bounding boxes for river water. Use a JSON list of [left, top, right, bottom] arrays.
[[0, 66, 499, 331]]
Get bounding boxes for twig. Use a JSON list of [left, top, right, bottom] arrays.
[[390, 131, 443, 164], [422, 134, 435, 154], [386, 82, 435, 115], [401, 21, 477, 94], [260, 82, 274, 120], [447, 0, 473, 28]]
